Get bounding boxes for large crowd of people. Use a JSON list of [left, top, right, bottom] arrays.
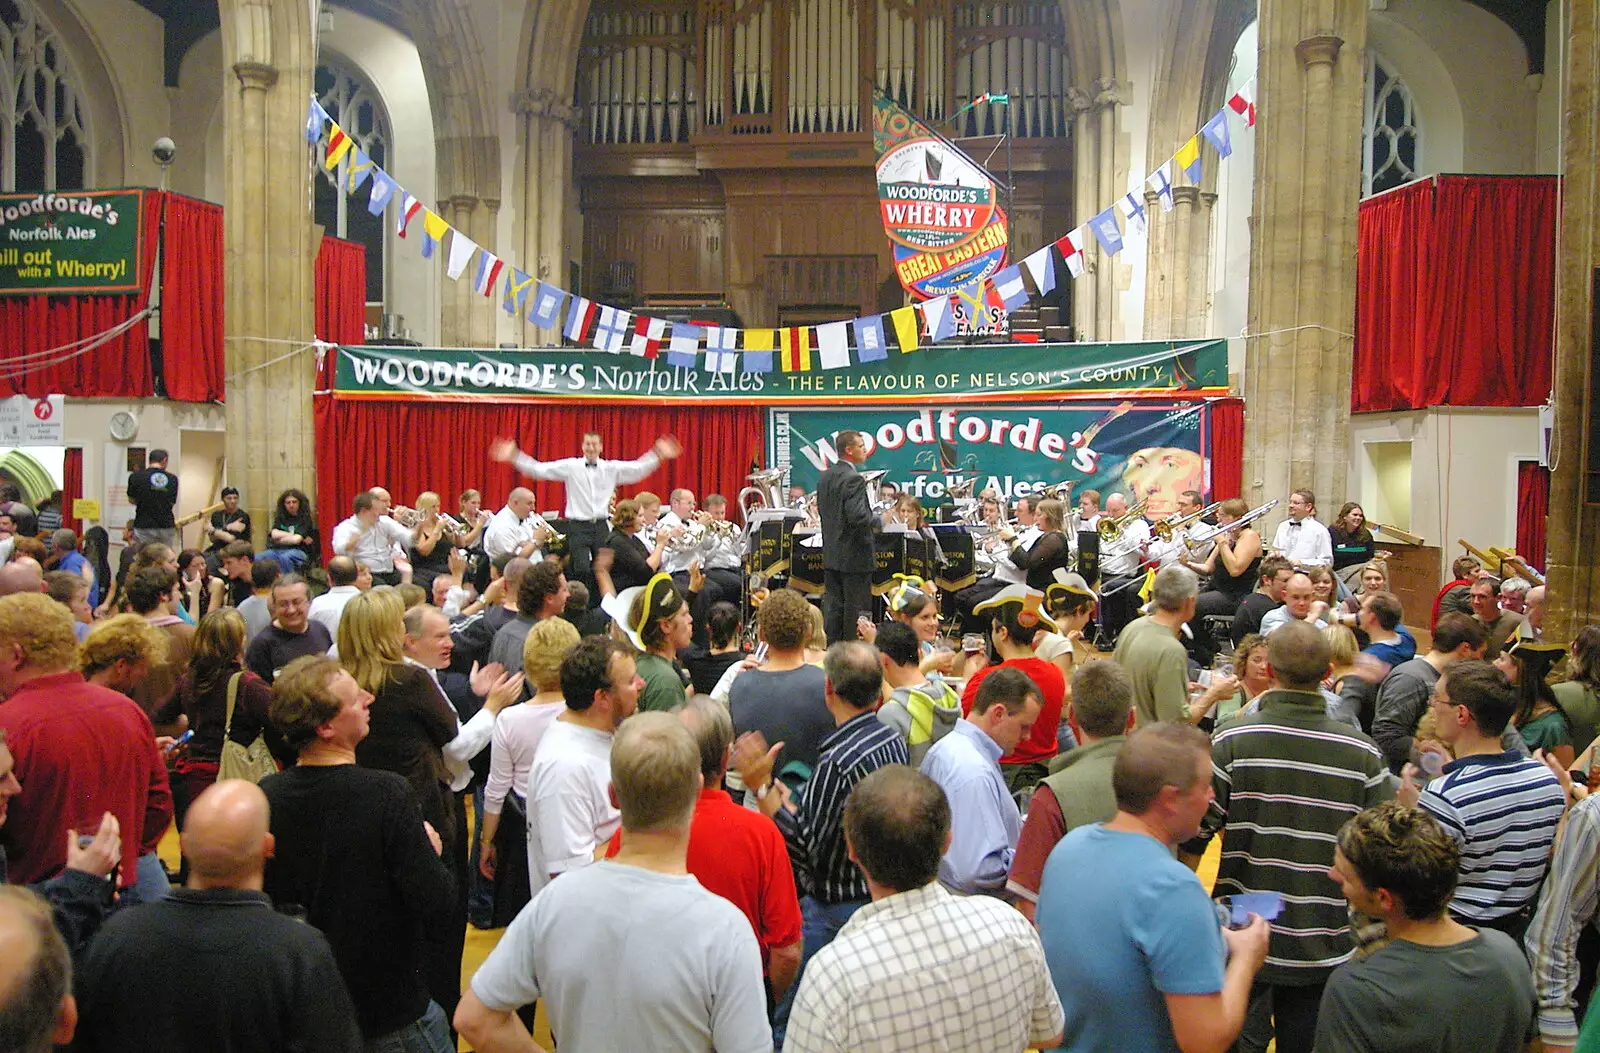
[[0, 435, 1590, 1053]]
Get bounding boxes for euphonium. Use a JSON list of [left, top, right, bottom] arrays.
[[1097, 500, 1149, 541], [1151, 501, 1223, 543]]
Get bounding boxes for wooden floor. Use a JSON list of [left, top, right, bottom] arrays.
[[163, 804, 1225, 1053]]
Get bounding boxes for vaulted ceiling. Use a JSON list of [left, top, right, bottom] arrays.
[[126, 0, 1549, 88], [128, 0, 413, 85]]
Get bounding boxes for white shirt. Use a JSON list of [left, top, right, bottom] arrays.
[[657, 511, 708, 575], [988, 525, 1041, 585], [331, 514, 413, 573], [512, 449, 662, 521], [1098, 516, 1151, 577], [701, 525, 742, 571], [484, 505, 551, 563], [1272, 515, 1334, 567], [525, 719, 619, 895], [484, 700, 567, 814], [308, 584, 359, 638], [786, 881, 1065, 1053]]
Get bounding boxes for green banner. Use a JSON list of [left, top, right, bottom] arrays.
[[333, 339, 1227, 405], [771, 401, 1212, 515], [0, 190, 143, 295]]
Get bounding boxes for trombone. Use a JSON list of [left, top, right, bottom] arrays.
[[1151, 501, 1222, 543], [1097, 499, 1149, 541], [1186, 499, 1280, 548]]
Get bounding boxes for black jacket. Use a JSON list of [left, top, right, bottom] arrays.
[[818, 460, 877, 573]]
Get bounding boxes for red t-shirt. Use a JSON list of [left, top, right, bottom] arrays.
[[0, 671, 173, 887], [961, 656, 1066, 766], [607, 786, 802, 973]]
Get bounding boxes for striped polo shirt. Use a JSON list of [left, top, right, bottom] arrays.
[[1418, 750, 1565, 921], [1188, 689, 1394, 985]]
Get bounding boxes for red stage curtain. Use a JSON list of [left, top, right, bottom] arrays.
[[315, 236, 367, 347], [1516, 460, 1549, 572], [159, 194, 225, 402], [0, 190, 161, 398], [1354, 175, 1555, 412], [62, 446, 82, 536], [313, 398, 765, 563], [1209, 398, 1244, 501]]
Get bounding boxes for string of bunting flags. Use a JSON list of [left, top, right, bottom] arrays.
[[307, 80, 1255, 375]]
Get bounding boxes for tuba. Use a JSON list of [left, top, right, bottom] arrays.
[[737, 467, 788, 525], [1097, 500, 1149, 541]]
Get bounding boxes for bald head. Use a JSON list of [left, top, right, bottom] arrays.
[[508, 488, 535, 517], [0, 886, 73, 1050], [179, 781, 273, 890], [0, 559, 44, 597]]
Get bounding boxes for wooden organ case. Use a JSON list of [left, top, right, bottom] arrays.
[[575, 0, 1078, 327]]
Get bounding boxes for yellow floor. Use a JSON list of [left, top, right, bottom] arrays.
[[164, 810, 1226, 1052]]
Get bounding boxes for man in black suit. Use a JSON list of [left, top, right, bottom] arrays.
[[817, 430, 877, 643]]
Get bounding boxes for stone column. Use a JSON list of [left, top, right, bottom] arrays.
[[1068, 86, 1097, 340], [1241, 5, 1366, 516], [219, 0, 316, 535], [440, 194, 477, 347], [1143, 189, 1177, 338], [1545, 0, 1600, 639], [513, 89, 579, 345], [1093, 77, 1120, 340], [1188, 190, 1217, 332]]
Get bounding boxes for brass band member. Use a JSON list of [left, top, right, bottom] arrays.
[[1189, 499, 1262, 621]]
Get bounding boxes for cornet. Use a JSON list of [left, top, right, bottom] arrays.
[[1097, 500, 1149, 541], [389, 505, 422, 528], [1151, 502, 1223, 543]]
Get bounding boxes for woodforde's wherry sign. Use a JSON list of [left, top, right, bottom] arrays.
[[0, 189, 142, 295], [333, 339, 1229, 405]]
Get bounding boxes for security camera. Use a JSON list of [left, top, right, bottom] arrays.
[[152, 137, 176, 166]]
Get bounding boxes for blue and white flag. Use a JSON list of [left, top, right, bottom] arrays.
[[992, 265, 1029, 312], [1088, 206, 1123, 257], [705, 327, 739, 373], [1020, 246, 1056, 297], [593, 305, 631, 353], [1147, 162, 1176, 213], [917, 295, 954, 342], [851, 315, 888, 363], [1201, 107, 1233, 160], [666, 324, 703, 369], [1119, 191, 1148, 236], [529, 282, 566, 329], [306, 98, 330, 142], [367, 169, 398, 216]]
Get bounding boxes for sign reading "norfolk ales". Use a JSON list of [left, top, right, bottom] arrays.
[[0, 189, 143, 295]]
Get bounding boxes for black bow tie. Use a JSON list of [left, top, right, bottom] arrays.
[[585, 462, 598, 469]]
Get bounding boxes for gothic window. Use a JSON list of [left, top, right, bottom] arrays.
[[1363, 55, 1419, 197], [314, 62, 390, 304], [0, 0, 89, 193]]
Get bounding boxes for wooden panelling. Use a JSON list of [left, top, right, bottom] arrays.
[[581, 176, 726, 302]]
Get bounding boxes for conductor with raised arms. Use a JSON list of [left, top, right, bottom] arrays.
[[491, 431, 680, 585]]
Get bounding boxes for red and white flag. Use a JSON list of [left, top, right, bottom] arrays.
[[629, 315, 666, 358], [396, 193, 423, 238], [1054, 227, 1088, 279], [472, 252, 504, 297], [1227, 82, 1256, 127]]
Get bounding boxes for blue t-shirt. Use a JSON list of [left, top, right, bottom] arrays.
[[56, 550, 97, 607], [1037, 825, 1226, 1052]]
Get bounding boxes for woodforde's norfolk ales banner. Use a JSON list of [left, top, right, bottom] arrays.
[[333, 339, 1227, 405], [0, 190, 142, 294], [771, 402, 1212, 518]]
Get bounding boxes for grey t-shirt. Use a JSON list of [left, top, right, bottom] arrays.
[[237, 595, 272, 645], [728, 664, 832, 779], [487, 614, 539, 676], [470, 862, 771, 1053], [1313, 929, 1533, 1053]]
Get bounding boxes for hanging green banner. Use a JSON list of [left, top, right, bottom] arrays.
[[0, 189, 143, 295], [333, 339, 1228, 405]]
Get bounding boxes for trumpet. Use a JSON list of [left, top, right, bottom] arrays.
[[1097, 500, 1149, 541], [438, 511, 467, 533], [1151, 502, 1223, 543], [390, 505, 422, 528], [1186, 499, 1280, 548]]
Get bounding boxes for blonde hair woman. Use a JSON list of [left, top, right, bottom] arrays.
[[478, 617, 581, 921], [408, 490, 458, 596]]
